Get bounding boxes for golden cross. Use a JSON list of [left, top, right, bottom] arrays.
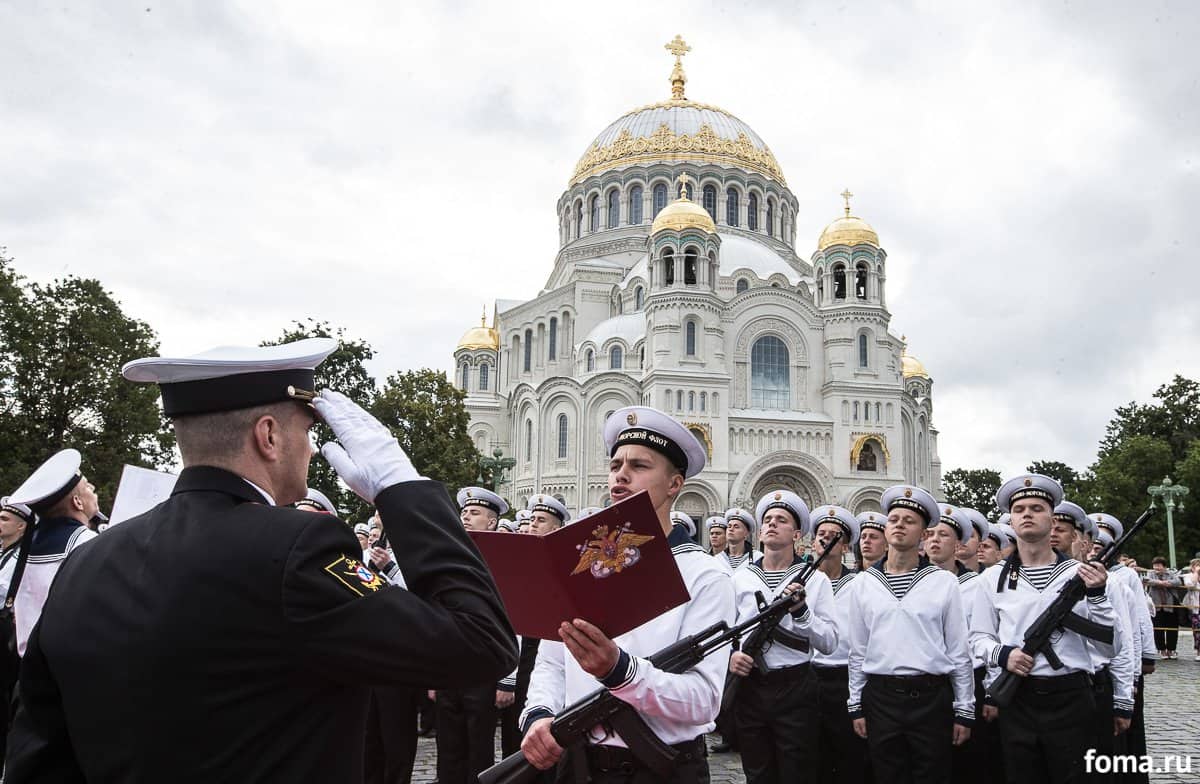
[[665, 34, 691, 60], [840, 188, 854, 217], [665, 35, 691, 100], [480, 304, 487, 327], [676, 172, 692, 200]]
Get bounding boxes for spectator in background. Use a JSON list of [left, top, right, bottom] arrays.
[[1145, 557, 1183, 659], [1183, 558, 1200, 662]]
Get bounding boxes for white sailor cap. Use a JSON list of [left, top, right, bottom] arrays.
[[122, 337, 337, 418], [986, 522, 1013, 549], [670, 510, 696, 538], [812, 505, 859, 543], [514, 509, 532, 523], [1053, 501, 1090, 534], [527, 493, 570, 523], [996, 522, 1017, 546], [935, 504, 972, 541], [880, 485, 940, 528], [353, 523, 371, 536], [995, 473, 1063, 513], [295, 488, 337, 514], [724, 507, 756, 534], [0, 497, 35, 525], [755, 490, 812, 537], [857, 511, 887, 532], [456, 486, 509, 516], [997, 513, 1012, 527], [961, 508, 990, 542], [577, 506, 603, 521], [497, 519, 519, 532], [9, 449, 85, 513], [1095, 528, 1115, 548], [1090, 512, 1122, 540], [705, 515, 728, 530], [603, 406, 706, 478]]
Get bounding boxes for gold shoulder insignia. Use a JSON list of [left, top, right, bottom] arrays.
[[324, 555, 385, 597]]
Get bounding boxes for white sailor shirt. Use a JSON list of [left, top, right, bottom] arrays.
[[956, 566, 985, 668], [810, 568, 859, 668], [0, 546, 21, 600], [1109, 563, 1158, 665], [731, 558, 837, 669], [846, 559, 976, 724], [16, 517, 97, 656], [520, 542, 736, 747], [716, 549, 754, 575], [1092, 574, 1137, 716], [969, 554, 1119, 687]]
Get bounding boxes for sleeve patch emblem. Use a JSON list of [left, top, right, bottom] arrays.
[[324, 555, 385, 596]]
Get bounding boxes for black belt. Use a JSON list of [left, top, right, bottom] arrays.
[[1021, 671, 1092, 694], [1092, 665, 1112, 689], [750, 662, 810, 684], [812, 664, 849, 680], [583, 736, 706, 773], [867, 673, 949, 694]]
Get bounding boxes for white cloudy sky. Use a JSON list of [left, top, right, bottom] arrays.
[[2, 1, 1197, 478]]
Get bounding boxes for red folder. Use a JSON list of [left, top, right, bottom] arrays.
[[469, 490, 690, 640]]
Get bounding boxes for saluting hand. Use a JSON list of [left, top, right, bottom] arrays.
[[314, 390, 424, 502], [559, 619, 618, 679]]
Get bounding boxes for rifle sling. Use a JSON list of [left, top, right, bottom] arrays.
[[607, 709, 679, 777], [1059, 611, 1114, 645], [770, 626, 811, 653]]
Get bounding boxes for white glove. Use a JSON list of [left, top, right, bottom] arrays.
[[314, 389, 424, 502]]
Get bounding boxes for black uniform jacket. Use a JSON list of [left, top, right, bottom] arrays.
[[5, 466, 517, 783]]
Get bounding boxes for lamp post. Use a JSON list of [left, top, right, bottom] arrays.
[[1148, 476, 1189, 570], [479, 448, 516, 494]]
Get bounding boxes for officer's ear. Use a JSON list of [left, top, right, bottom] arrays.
[[251, 413, 284, 461]]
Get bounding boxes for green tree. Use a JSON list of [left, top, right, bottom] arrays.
[[1099, 376, 1200, 462], [1089, 435, 1175, 563], [262, 320, 376, 522], [1169, 441, 1200, 562], [941, 467, 1002, 520], [1026, 460, 1095, 507], [371, 369, 481, 498], [0, 254, 173, 506]]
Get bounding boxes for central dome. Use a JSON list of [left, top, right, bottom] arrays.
[[571, 100, 785, 186]]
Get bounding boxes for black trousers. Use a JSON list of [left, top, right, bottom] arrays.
[[734, 664, 818, 784], [436, 684, 499, 784], [1153, 609, 1178, 651], [364, 686, 420, 784], [1124, 675, 1149, 784], [952, 667, 1002, 784], [812, 665, 872, 784], [556, 736, 709, 784], [1088, 667, 1129, 782], [862, 674, 954, 784], [996, 672, 1096, 784], [501, 637, 541, 757]]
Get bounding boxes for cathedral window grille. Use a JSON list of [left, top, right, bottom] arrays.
[[557, 414, 568, 459], [726, 188, 739, 227], [686, 320, 696, 356], [635, 286, 644, 310], [684, 247, 698, 285], [747, 193, 758, 231], [630, 186, 644, 224], [766, 199, 775, 237], [736, 278, 749, 294], [586, 349, 594, 372], [523, 329, 532, 371], [653, 184, 668, 217], [855, 263, 869, 299], [548, 318, 558, 361], [478, 363, 489, 391], [702, 185, 717, 221], [858, 333, 868, 367], [610, 346, 623, 369], [750, 335, 790, 409], [663, 248, 675, 285], [833, 264, 847, 299], [574, 200, 583, 238], [589, 195, 600, 232], [607, 189, 620, 229]]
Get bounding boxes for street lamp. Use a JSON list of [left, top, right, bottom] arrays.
[[1148, 476, 1189, 570], [479, 447, 516, 494]]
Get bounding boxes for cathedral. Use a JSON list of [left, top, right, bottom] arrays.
[[452, 37, 941, 521]]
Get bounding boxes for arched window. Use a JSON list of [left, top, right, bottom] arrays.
[[736, 278, 749, 294], [629, 185, 643, 224], [478, 363, 489, 391], [688, 391, 695, 411], [702, 185, 717, 221], [853, 401, 860, 421], [635, 286, 644, 310], [548, 317, 558, 361], [858, 334, 868, 367], [523, 329, 532, 371], [652, 183, 668, 217], [855, 263, 868, 299], [460, 362, 469, 390], [676, 390, 683, 410], [863, 400, 870, 421], [589, 195, 600, 231], [616, 295, 623, 315], [875, 402, 882, 421], [684, 246, 698, 285], [766, 199, 775, 237], [607, 189, 619, 228], [747, 193, 758, 231], [833, 264, 847, 299], [663, 248, 675, 285], [574, 200, 583, 238], [557, 413, 568, 459], [586, 349, 594, 372], [610, 346, 623, 369], [525, 419, 533, 461], [750, 335, 790, 408], [700, 391, 707, 411], [639, 346, 644, 368], [817, 271, 824, 302], [726, 188, 739, 226], [685, 320, 697, 356]]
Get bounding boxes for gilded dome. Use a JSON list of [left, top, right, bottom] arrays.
[[651, 178, 717, 234], [817, 215, 879, 252], [456, 310, 499, 352], [901, 347, 929, 379]]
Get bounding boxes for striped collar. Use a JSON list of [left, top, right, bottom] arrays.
[[866, 557, 938, 600], [746, 555, 805, 588], [832, 570, 858, 595], [671, 543, 708, 557]]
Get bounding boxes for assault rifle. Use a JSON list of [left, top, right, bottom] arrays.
[[478, 552, 832, 784], [719, 530, 843, 715], [987, 506, 1155, 707]]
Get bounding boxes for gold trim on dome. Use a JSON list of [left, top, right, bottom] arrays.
[[455, 306, 499, 351], [900, 346, 929, 379], [571, 122, 787, 186], [664, 35, 691, 100]]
